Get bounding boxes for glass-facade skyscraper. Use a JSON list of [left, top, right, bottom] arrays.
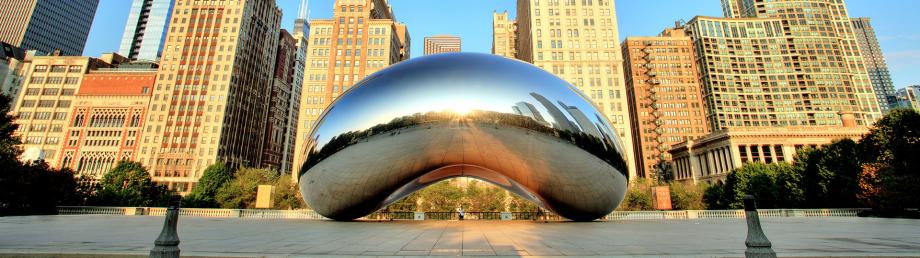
[[118, 0, 173, 61]]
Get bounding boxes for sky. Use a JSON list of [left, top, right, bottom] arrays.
[[84, 0, 920, 88]]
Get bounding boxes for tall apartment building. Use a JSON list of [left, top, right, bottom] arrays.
[[492, 11, 516, 58], [623, 26, 709, 180], [118, 0, 174, 61], [12, 55, 114, 165], [503, 0, 636, 178], [292, 0, 410, 181], [423, 35, 461, 55], [60, 65, 157, 179], [136, 0, 283, 193], [851, 18, 896, 111], [686, 0, 881, 131], [0, 0, 100, 56], [895, 86, 920, 111], [262, 30, 298, 173]]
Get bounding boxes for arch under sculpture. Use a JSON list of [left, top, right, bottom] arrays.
[[298, 53, 629, 221]]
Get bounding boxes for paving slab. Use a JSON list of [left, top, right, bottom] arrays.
[[0, 215, 918, 257]]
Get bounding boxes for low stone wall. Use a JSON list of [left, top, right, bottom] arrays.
[[56, 206, 866, 221]]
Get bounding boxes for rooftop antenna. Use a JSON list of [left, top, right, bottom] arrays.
[[297, 0, 310, 20]]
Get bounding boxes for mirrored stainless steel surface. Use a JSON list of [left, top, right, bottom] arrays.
[[298, 53, 628, 221]]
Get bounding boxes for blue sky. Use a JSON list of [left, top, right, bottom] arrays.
[[84, 0, 919, 88]]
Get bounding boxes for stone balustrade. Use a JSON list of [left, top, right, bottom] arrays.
[[56, 206, 867, 221]]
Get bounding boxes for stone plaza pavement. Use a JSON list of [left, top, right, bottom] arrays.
[[0, 215, 918, 257]]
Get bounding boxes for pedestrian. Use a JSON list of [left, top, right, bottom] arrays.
[[457, 207, 465, 221]]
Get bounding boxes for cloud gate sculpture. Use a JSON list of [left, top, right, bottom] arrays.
[[298, 53, 629, 221]]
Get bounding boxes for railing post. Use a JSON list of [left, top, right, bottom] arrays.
[[150, 196, 181, 258], [743, 196, 776, 258]]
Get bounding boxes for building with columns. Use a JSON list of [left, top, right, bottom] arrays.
[[669, 113, 869, 184], [292, 0, 410, 182]]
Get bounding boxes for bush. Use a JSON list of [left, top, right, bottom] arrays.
[[669, 181, 706, 210], [215, 167, 277, 209], [619, 179, 653, 211], [184, 162, 233, 208]]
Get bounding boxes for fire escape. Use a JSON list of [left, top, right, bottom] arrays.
[[641, 42, 670, 182]]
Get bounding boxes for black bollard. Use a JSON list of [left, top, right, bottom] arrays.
[[743, 195, 776, 258], [150, 196, 181, 258]]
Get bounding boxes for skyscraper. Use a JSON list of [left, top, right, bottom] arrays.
[[292, 0, 410, 181], [286, 0, 311, 176], [136, 0, 283, 193], [0, 0, 100, 56], [262, 30, 298, 173], [491, 11, 516, 58], [503, 0, 637, 178], [688, 0, 881, 130], [118, 0, 174, 61], [423, 35, 461, 55], [851, 17, 897, 111], [623, 26, 710, 180]]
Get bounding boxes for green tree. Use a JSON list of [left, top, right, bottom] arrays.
[[1, 94, 88, 214], [272, 176, 306, 210], [703, 182, 727, 209], [184, 162, 232, 208], [669, 181, 706, 210], [414, 180, 463, 212], [619, 179, 653, 211], [215, 167, 277, 209], [463, 181, 505, 212], [795, 140, 862, 208], [858, 109, 920, 211], [720, 162, 795, 209], [93, 161, 170, 207]]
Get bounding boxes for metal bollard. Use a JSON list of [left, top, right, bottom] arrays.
[[743, 195, 776, 258], [150, 196, 181, 258]]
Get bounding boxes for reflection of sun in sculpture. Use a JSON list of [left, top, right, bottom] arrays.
[[298, 53, 629, 221]]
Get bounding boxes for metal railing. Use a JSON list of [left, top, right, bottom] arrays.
[[56, 206, 866, 221]]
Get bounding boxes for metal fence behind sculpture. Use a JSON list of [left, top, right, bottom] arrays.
[[56, 206, 866, 220]]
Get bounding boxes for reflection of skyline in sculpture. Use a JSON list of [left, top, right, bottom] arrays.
[[558, 101, 603, 139], [512, 101, 549, 126], [529, 93, 577, 132], [298, 53, 628, 221]]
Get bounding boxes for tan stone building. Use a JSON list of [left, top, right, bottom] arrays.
[[293, 0, 410, 181], [12, 55, 114, 166], [669, 115, 869, 184], [623, 26, 709, 180], [423, 35, 461, 55], [136, 0, 283, 193], [491, 11, 516, 58], [60, 66, 157, 179], [688, 0, 881, 130], [497, 0, 636, 178]]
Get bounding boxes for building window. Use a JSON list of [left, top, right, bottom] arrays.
[[50, 66, 66, 73]]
